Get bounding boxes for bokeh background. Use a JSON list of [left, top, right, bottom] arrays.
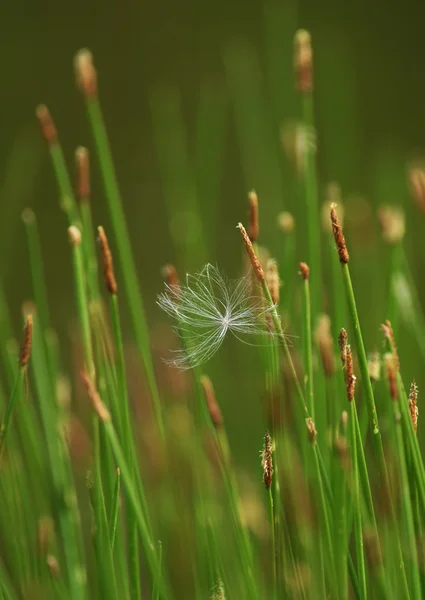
[[2, 0, 425, 466]]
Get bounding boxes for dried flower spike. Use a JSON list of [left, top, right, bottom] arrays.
[[409, 166, 425, 215], [81, 369, 111, 422], [306, 418, 317, 443], [75, 147, 90, 201], [19, 315, 33, 367], [330, 204, 349, 264], [409, 380, 419, 433], [266, 259, 280, 305], [384, 354, 398, 401], [248, 190, 259, 243], [261, 431, 273, 489], [237, 223, 264, 281], [68, 226, 82, 247], [294, 29, 313, 92], [162, 264, 180, 289], [36, 104, 58, 144], [299, 262, 310, 281], [201, 375, 223, 429], [345, 345, 356, 401], [381, 320, 400, 372], [74, 49, 97, 98], [97, 226, 118, 295], [338, 328, 348, 367]]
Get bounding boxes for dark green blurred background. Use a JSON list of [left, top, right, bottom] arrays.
[[2, 0, 425, 462]]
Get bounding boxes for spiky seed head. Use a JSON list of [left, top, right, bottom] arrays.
[[237, 223, 264, 281], [97, 226, 118, 295], [330, 204, 349, 264], [409, 380, 419, 433], [294, 29, 313, 92], [248, 190, 259, 242], [345, 345, 356, 402], [384, 353, 398, 400], [306, 418, 317, 443], [74, 49, 97, 97], [322, 184, 343, 231], [338, 328, 348, 367], [162, 264, 180, 289], [299, 262, 310, 281], [36, 104, 58, 144], [261, 431, 273, 489], [75, 147, 90, 201], [381, 320, 400, 371], [19, 314, 33, 367]]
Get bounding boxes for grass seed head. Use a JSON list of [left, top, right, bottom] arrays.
[[97, 226, 118, 295], [338, 328, 348, 367], [261, 431, 273, 489], [306, 418, 317, 443], [201, 375, 223, 429], [277, 211, 295, 233], [299, 261, 310, 281], [315, 315, 335, 377], [368, 351, 381, 382], [409, 380, 419, 433], [36, 104, 58, 144], [409, 165, 425, 214], [266, 258, 280, 305], [75, 147, 90, 201], [248, 190, 259, 243], [378, 205, 405, 245], [237, 223, 264, 281], [19, 314, 33, 367], [384, 353, 398, 400], [81, 369, 111, 422], [68, 226, 82, 247], [294, 29, 313, 92], [74, 49, 97, 97], [381, 320, 400, 371], [345, 345, 356, 402], [330, 204, 349, 264]]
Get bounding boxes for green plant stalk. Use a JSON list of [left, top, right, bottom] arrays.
[[83, 96, 165, 441], [339, 263, 410, 598], [97, 415, 172, 599], [152, 541, 163, 600], [393, 399, 421, 598], [109, 470, 121, 551], [109, 293, 141, 600], [349, 401, 367, 599], [30, 316, 86, 600], [301, 275, 314, 420], [80, 201, 100, 303], [46, 141, 80, 226], [0, 368, 25, 456], [333, 439, 348, 600], [268, 487, 277, 600], [301, 94, 322, 319]]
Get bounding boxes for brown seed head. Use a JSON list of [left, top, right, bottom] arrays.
[[75, 147, 90, 201], [200, 375, 223, 430], [338, 328, 348, 367], [378, 205, 405, 245], [74, 49, 97, 98], [330, 204, 349, 264], [409, 166, 425, 215], [19, 314, 33, 368], [409, 380, 419, 433], [237, 223, 264, 281], [384, 354, 398, 401], [248, 190, 259, 242], [266, 259, 280, 305], [322, 184, 343, 231], [36, 104, 58, 144], [277, 211, 295, 233], [162, 264, 180, 289], [299, 262, 310, 281], [68, 226, 82, 247], [381, 320, 400, 371], [294, 29, 313, 93], [306, 418, 317, 443], [345, 345, 356, 402], [315, 314, 335, 377], [81, 369, 111, 422], [97, 226, 118, 295], [261, 431, 273, 489]]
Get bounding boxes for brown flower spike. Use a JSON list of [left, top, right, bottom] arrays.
[[409, 380, 419, 433], [261, 431, 273, 489], [36, 105, 58, 144], [237, 223, 264, 281], [330, 204, 349, 264], [248, 190, 259, 243], [338, 328, 348, 367], [201, 375, 223, 430], [19, 315, 33, 368], [75, 147, 90, 201], [97, 226, 118, 295], [294, 30, 313, 93], [345, 345, 356, 402], [299, 262, 310, 281]]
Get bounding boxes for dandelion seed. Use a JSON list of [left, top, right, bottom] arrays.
[[157, 264, 279, 370]]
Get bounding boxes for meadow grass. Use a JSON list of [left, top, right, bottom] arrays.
[[1, 24, 425, 600]]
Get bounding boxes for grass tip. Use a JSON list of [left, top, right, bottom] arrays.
[[19, 314, 33, 367], [97, 226, 118, 295], [36, 104, 57, 144], [265, 259, 280, 304], [68, 225, 82, 246], [247, 190, 259, 242], [74, 48, 97, 97], [200, 375, 223, 429], [294, 29, 313, 92], [237, 222, 265, 281], [305, 418, 317, 443], [75, 146, 90, 201], [345, 344, 356, 401], [381, 320, 400, 371], [81, 368, 111, 422], [384, 353, 398, 400], [409, 380, 419, 433], [338, 328, 348, 367], [261, 430, 273, 489], [299, 261, 310, 281], [161, 264, 180, 288], [330, 204, 349, 264]]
